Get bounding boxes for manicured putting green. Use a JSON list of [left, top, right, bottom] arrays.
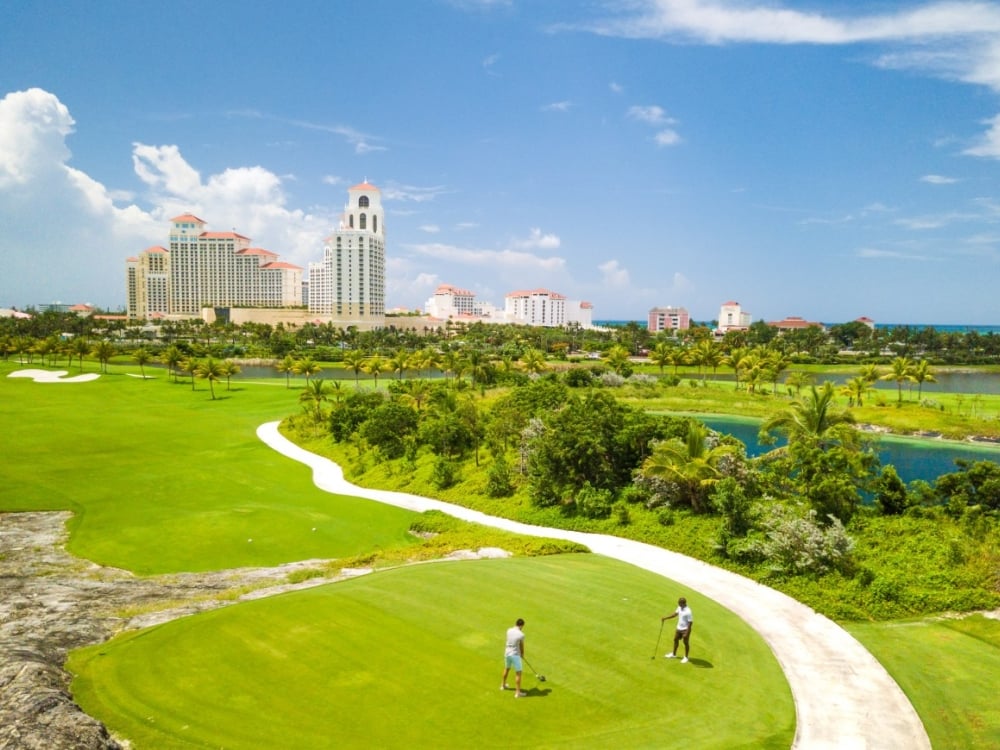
[[846, 615, 1000, 750], [1, 364, 420, 573], [69, 554, 794, 749]]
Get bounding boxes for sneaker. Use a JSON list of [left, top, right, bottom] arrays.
[[681, 657, 689, 664], [500, 684, 507, 691], [664, 653, 676, 659], [515, 691, 528, 698]]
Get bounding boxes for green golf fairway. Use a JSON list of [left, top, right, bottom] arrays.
[[846, 615, 1000, 750], [69, 554, 794, 749], [1, 364, 419, 573]]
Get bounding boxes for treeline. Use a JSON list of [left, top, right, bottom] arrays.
[[3, 310, 1000, 365]]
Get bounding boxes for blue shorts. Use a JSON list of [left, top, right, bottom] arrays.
[[505, 655, 522, 671]]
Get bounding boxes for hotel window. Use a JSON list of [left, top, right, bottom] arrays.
[[359, 196, 369, 208], [359, 213, 367, 230]]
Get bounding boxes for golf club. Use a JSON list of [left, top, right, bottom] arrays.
[[651, 619, 665, 660], [523, 657, 547, 682]]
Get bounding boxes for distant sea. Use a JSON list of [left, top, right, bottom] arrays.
[[593, 320, 1000, 335]]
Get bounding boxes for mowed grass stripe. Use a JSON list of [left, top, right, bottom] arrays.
[[69, 554, 794, 750], [1, 364, 420, 574], [846, 615, 1000, 750]]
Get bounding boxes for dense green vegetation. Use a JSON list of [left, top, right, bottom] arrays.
[[70, 555, 794, 750]]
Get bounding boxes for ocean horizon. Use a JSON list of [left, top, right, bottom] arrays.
[[593, 320, 1000, 335]]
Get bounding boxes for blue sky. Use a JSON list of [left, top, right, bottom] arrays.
[[2, 0, 1000, 325]]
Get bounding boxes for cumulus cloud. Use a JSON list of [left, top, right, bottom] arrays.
[[0, 88, 339, 309], [598, 259, 631, 288], [512, 227, 561, 250]]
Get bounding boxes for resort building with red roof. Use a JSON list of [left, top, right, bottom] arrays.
[[125, 215, 302, 319]]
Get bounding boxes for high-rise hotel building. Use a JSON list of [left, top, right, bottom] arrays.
[[126, 215, 303, 319], [308, 182, 385, 326]]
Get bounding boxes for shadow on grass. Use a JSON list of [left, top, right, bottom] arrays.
[[521, 687, 553, 698]]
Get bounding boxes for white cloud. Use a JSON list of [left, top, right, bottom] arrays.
[[964, 114, 1000, 157], [512, 227, 561, 250], [322, 175, 344, 186], [655, 128, 682, 146], [408, 242, 567, 272], [542, 100, 574, 112], [576, 1, 1000, 46], [598, 259, 631, 288], [419, 224, 441, 233], [382, 181, 451, 202], [609, 81, 624, 94], [0, 88, 339, 309], [856, 247, 933, 261], [483, 53, 501, 75], [627, 105, 675, 126], [921, 174, 959, 184]]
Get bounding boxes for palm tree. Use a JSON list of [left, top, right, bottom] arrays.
[[91, 340, 116, 373], [784, 370, 813, 397], [294, 356, 322, 385], [693, 339, 722, 384], [603, 344, 631, 376], [765, 349, 791, 394], [276, 354, 297, 388], [222, 359, 241, 390], [880, 356, 916, 405], [161, 345, 184, 383], [398, 379, 433, 411], [760, 382, 857, 449], [388, 349, 410, 380], [362, 354, 386, 389], [195, 357, 226, 399], [181, 357, 199, 390], [299, 378, 332, 421], [132, 347, 152, 379], [840, 376, 870, 408], [724, 347, 750, 391], [519, 348, 547, 375], [640, 421, 736, 512], [648, 342, 673, 375], [912, 359, 937, 400], [342, 349, 366, 388], [859, 363, 881, 385], [665, 346, 689, 377], [71, 337, 91, 371]]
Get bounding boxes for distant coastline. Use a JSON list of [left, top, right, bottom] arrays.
[[593, 320, 1000, 335]]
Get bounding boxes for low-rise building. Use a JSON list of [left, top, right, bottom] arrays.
[[648, 306, 690, 332], [717, 300, 751, 332]]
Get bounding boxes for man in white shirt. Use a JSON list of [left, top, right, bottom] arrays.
[[662, 597, 693, 663], [501, 618, 527, 697]]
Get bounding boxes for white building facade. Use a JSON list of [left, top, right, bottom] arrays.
[[505, 289, 567, 327], [424, 284, 476, 319], [717, 300, 751, 332], [126, 214, 303, 320], [308, 182, 386, 326]]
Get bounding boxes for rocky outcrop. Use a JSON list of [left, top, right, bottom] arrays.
[[0, 511, 343, 749]]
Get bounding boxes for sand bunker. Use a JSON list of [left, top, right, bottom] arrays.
[[8, 369, 101, 383]]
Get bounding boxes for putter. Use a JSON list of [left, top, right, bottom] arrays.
[[651, 620, 665, 660], [523, 657, 547, 682]]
